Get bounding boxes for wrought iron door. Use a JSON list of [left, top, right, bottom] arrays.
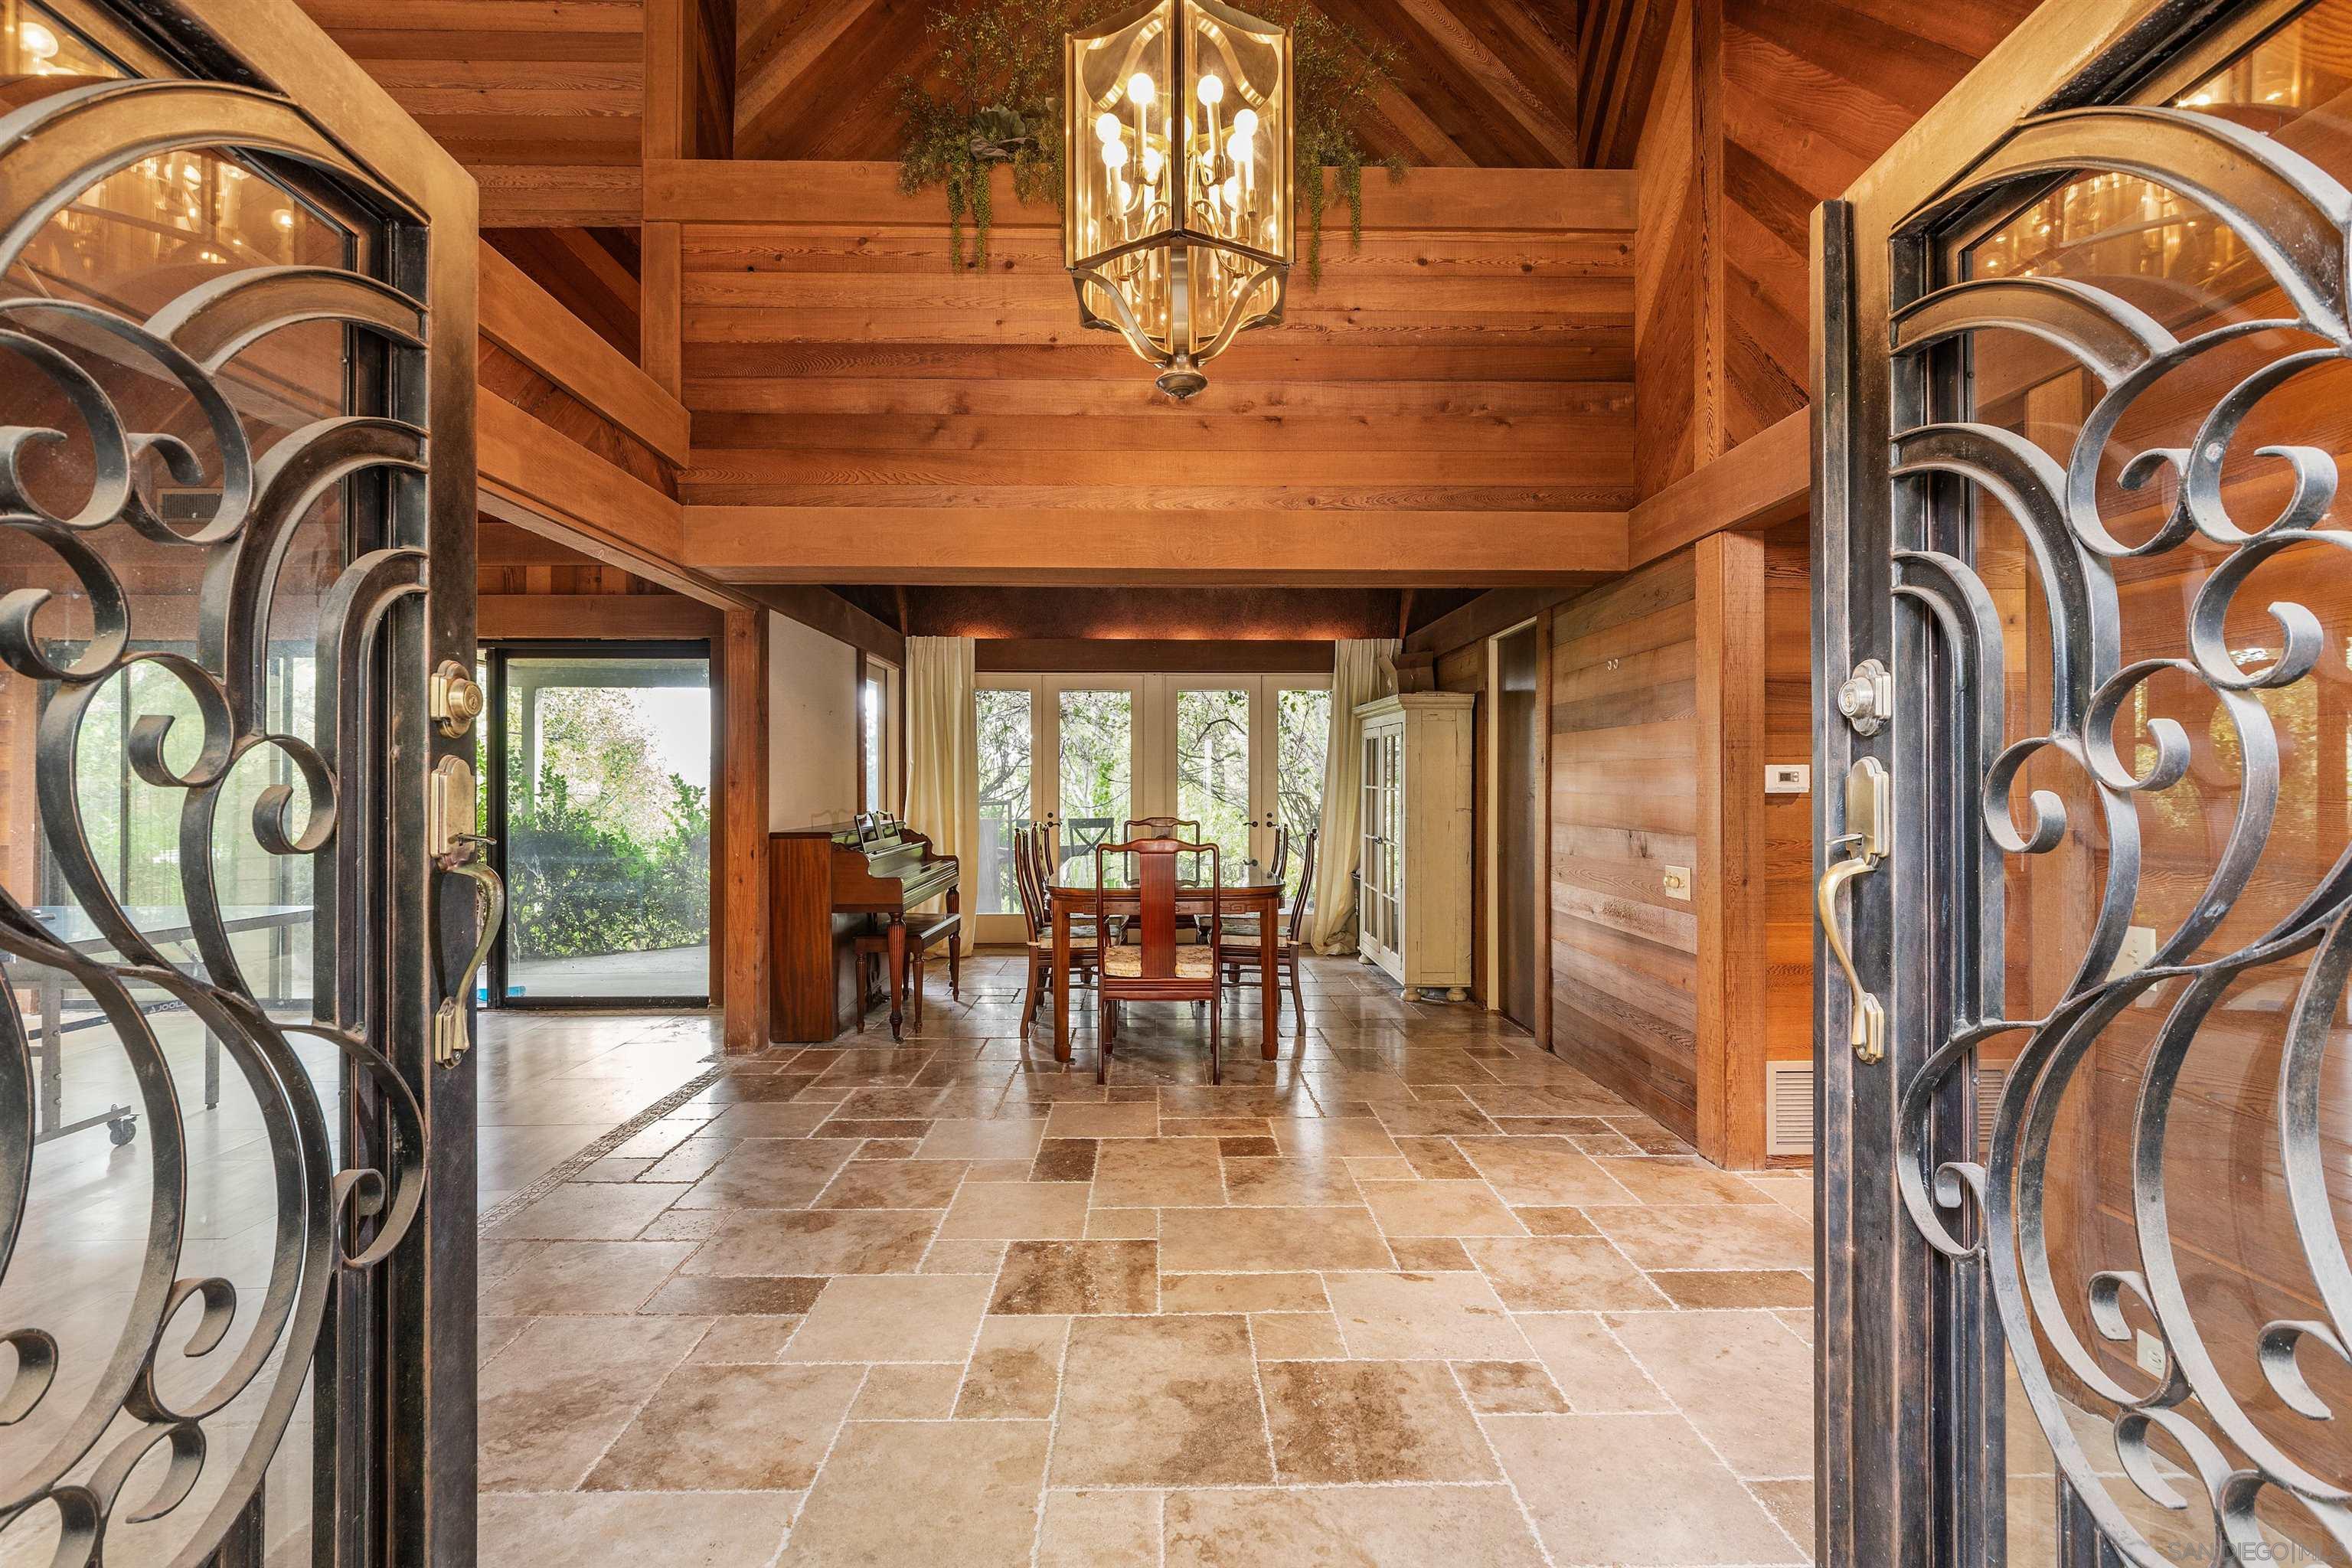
[[0, 0, 485, 1563], [1817, 0, 2352, 1563]]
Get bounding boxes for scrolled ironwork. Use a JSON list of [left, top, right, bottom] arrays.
[[1886, 103, 2352, 1566], [0, 76, 436, 1566]]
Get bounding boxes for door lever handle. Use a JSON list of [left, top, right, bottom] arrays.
[[1817, 756, 1890, 1064], [435, 856, 505, 1069]]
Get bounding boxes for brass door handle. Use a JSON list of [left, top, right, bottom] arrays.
[[1818, 841, 1885, 1063], [435, 854, 505, 1069], [1818, 756, 1891, 1064]]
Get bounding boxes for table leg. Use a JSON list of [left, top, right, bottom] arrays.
[[205, 1029, 219, 1110], [1259, 891, 1279, 1060], [1052, 899, 1070, 1063], [887, 916, 907, 1043]]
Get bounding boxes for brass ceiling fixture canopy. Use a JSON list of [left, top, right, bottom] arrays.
[[1065, 0, 1295, 400]]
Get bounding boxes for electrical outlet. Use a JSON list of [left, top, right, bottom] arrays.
[[1765, 763, 1810, 795], [1662, 865, 1692, 901], [2135, 1329, 2167, 1379], [2109, 924, 2158, 980]]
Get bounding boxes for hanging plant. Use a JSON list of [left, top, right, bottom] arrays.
[[895, 0, 1073, 272], [896, 0, 1406, 277]]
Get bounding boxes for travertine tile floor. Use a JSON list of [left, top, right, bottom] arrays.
[[476, 954, 1818, 1567]]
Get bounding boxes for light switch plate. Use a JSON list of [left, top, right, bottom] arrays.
[[2109, 924, 2158, 979], [1765, 763, 1810, 795], [1662, 865, 1692, 901], [2135, 1329, 2166, 1379]]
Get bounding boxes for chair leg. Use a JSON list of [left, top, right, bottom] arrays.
[[949, 936, 961, 1001], [1289, 956, 1305, 1035], [1096, 994, 1112, 1083], [1021, 954, 1040, 1031], [1207, 987, 1221, 1085]]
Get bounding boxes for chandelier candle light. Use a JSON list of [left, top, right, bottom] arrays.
[[1064, 0, 1295, 398]]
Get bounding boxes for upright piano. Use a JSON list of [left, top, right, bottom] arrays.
[[769, 814, 960, 1042]]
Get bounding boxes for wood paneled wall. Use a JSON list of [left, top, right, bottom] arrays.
[[1549, 553, 1700, 1139], [295, 0, 647, 224], [1759, 520, 1815, 1077], [670, 163, 1637, 558], [1633, 0, 2033, 489]]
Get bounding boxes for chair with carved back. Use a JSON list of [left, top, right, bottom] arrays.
[[1096, 834, 1222, 1084], [1018, 820, 1095, 1033], [1222, 828, 1315, 1031], [1122, 817, 1205, 938]]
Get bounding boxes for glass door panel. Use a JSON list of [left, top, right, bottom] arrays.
[[1270, 683, 1331, 898], [491, 647, 711, 1005], [1051, 680, 1139, 867], [1175, 684, 1253, 866], [975, 682, 1037, 944]]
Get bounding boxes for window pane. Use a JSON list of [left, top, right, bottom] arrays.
[[1276, 687, 1331, 897], [975, 688, 1034, 916], [501, 655, 710, 1001], [861, 677, 884, 812], [1057, 689, 1132, 860], [1176, 688, 1252, 865]]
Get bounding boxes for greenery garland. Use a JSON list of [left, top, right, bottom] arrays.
[[895, 0, 1403, 277]]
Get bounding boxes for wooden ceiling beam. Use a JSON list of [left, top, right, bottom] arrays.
[[681, 505, 1628, 584], [731, 0, 894, 158], [1626, 407, 1809, 567], [1385, 0, 1582, 164], [478, 239, 690, 465]]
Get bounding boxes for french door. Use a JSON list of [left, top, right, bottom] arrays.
[[974, 675, 1144, 943], [0, 2, 484, 1563], [1817, 2, 2352, 1563], [1153, 675, 1332, 886]]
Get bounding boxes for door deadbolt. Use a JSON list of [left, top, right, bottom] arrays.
[[430, 658, 485, 738], [1836, 658, 1893, 737]]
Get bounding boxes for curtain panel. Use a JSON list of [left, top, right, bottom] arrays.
[[902, 635, 979, 954], [1308, 637, 1400, 953]]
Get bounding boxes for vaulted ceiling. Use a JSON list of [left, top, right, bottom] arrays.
[[295, 0, 1658, 228]]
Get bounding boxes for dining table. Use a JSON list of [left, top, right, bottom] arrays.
[[1047, 854, 1284, 1063]]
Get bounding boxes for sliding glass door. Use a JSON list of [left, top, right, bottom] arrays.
[[483, 642, 713, 1005]]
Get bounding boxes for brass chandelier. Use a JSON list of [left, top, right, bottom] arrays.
[[1064, 0, 1295, 399]]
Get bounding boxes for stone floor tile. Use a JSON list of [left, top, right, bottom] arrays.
[[641, 1273, 825, 1315], [1454, 1137, 1637, 1207], [1360, 1179, 1524, 1236], [1268, 1117, 1402, 1157], [1158, 1272, 1328, 1314], [1044, 1100, 1160, 1138], [479, 1315, 707, 1490], [479, 1491, 793, 1567], [779, 1419, 1050, 1568], [914, 1118, 1047, 1161], [1453, 1359, 1572, 1413], [1052, 1315, 1272, 1486], [684, 1210, 942, 1276], [1260, 1357, 1497, 1481], [1324, 1269, 1531, 1360], [675, 1139, 861, 1208], [1249, 1311, 1347, 1359], [957, 1314, 1070, 1417], [991, 1240, 1160, 1313], [479, 1239, 695, 1316], [853, 1363, 963, 1419], [1161, 1485, 1545, 1567], [1092, 1137, 1226, 1207], [586, 1361, 862, 1490], [1589, 1204, 1813, 1271], [1653, 1268, 1815, 1308], [786, 1273, 995, 1363], [1484, 1413, 1800, 1565], [939, 1180, 1092, 1239], [483, 1181, 687, 1240], [1609, 1308, 1815, 1478], [1513, 1312, 1671, 1413], [1596, 1155, 1774, 1205], [1468, 1235, 1672, 1310], [1084, 1207, 1159, 1239], [687, 1315, 804, 1363], [1156, 1206, 1393, 1272], [1039, 1490, 1159, 1568], [809, 1158, 969, 1209], [1220, 1155, 1364, 1207]]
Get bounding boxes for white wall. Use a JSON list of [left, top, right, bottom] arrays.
[[767, 611, 859, 830]]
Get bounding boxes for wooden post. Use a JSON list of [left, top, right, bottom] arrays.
[[640, 221, 683, 397], [1696, 531, 1766, 1166], [1534, 605, 1554, 1054], [722, 608, 771, 1050]]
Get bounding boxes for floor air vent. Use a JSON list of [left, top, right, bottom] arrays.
[[1765, 1060, 1815, 1157]]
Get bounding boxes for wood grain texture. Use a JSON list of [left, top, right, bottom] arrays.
[[479, 238, 690, 465], [724, 608, 773, 1050], [1628, 404, 1808, 564], [1759, 520, 1813, 1092], [1695, 530, 1766, 1169], [482, 227, 642, 362], [295, 0, 646, 224], [1578, 0, 1674, 165], [1549, 553, 1700, 1140], [478, 592, 720, 639], [662, 161, 1635, 580], [730, 0, 1583, 167]]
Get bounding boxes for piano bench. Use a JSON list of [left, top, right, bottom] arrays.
[[853, 913, 962, 1040]]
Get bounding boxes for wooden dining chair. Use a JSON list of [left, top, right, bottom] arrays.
[[1222, 828, 1315, 1031], [1018, 820, 1096, 1032], [1122, 817, 1205, 937], [1096, 834, 1223, 1084], [1265, 823, 1291, 887]]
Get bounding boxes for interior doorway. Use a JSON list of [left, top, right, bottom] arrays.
[[482, 642, 714, 1006], [1494, 620, 1544, 1031]]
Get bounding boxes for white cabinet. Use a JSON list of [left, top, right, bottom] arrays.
[[1354, 692, 1475, 999]]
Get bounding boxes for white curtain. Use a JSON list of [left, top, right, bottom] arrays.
[[1308, 637, 1400, 953], [902, 635, 979, 954]]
